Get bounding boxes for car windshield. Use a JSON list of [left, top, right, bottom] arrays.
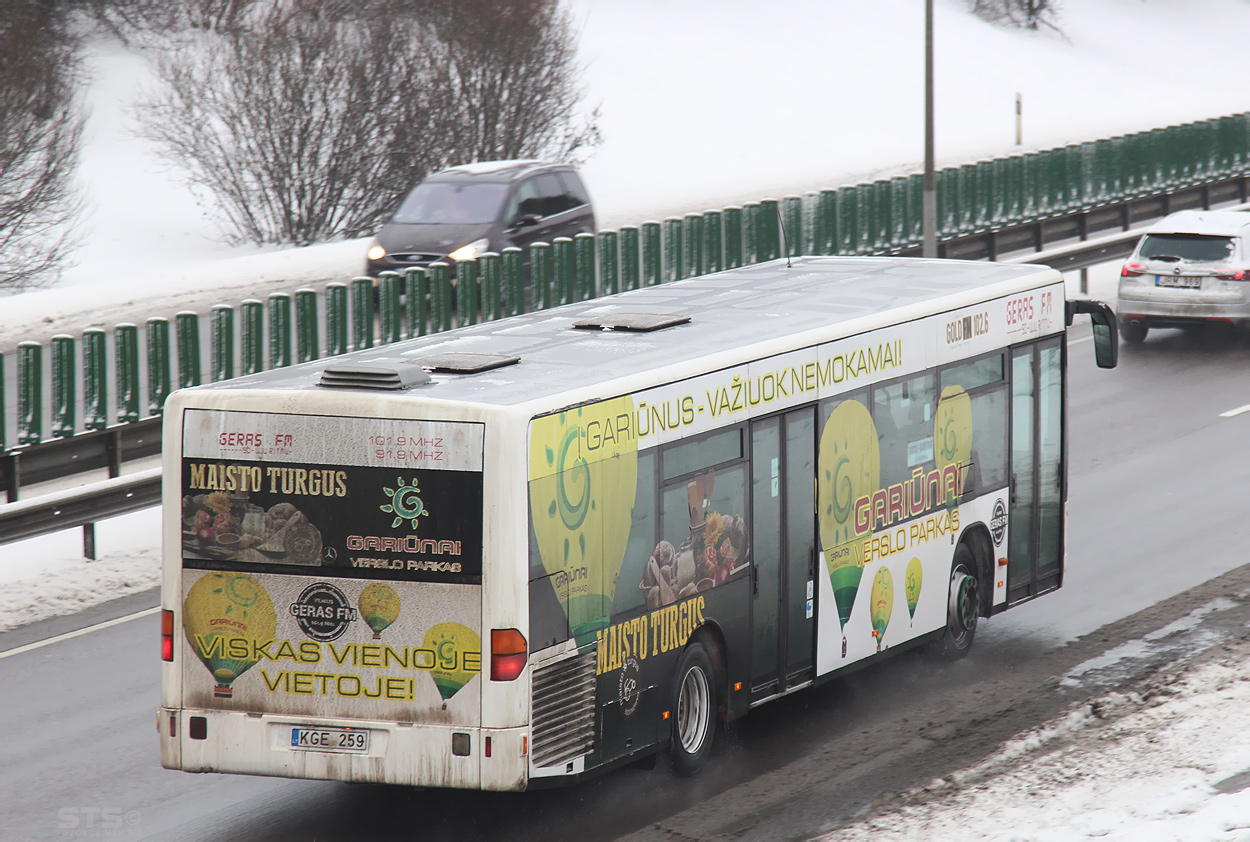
[[391, 181, 509, 224], [1139, 233, 1236, 263]]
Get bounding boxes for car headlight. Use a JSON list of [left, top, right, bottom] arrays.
[[366, 241, 387, 262], [449, 238, 490, 262]]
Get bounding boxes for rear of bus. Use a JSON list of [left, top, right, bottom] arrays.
[[157, 383, 533, 791]]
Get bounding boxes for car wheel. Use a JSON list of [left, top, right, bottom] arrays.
[[670, 642, 716, 776], [926, 544, 979, 661], [1121, 321, 1148, 344]]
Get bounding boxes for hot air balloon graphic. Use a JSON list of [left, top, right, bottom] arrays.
[[935, 385, 973, 508], [870, 566, 894, 652], [818, 398, 880, 657], [905, 557, 923, 626], [358, 583, 401, 639], [529, 397, 638, 645], [183, 572, 276, 698], [423, 622, 481, 709]]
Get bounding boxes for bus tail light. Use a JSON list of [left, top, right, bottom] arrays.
[[161, 609, 175, 662], [490, 629, 527, 681]]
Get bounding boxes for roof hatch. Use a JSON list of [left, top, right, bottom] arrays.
[[572, 312, 690, 332], [416, 352, 520, 373]]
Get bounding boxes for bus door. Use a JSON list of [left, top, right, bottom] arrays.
[[748, 406, 817, 701], [1007, 336, 1064, 603]]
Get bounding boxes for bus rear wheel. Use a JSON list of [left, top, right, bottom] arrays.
[[670, 642, 716, 776], [927, 544, 980, 660]]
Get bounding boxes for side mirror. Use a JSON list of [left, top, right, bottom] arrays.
[[509, 213, 542, 231], [1066, 299, 1118, 369]]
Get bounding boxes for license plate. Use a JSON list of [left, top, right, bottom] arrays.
[[290, 726, 370, 753], [1156, 275, 1201, 288]]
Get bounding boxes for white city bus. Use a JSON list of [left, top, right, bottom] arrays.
[[158, 256, 1116, 790]]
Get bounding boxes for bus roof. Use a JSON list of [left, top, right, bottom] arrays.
[[199, 256, 1057, 411]]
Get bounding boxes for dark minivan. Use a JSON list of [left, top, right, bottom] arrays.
[[365, 160, 595, 277]]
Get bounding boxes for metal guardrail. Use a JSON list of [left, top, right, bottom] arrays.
[[0, 467, 161, 557]]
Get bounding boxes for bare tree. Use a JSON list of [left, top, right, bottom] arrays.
[[79, 0, 262, 42], [970, 0, 1062, 32], [137, 0, 601, 246], [0, 1, 84, 290], [424, 0, 601, 164], [138, 7, 458, 245]]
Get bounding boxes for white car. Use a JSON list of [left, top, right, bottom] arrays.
[[1117, 209, 1250, 343]]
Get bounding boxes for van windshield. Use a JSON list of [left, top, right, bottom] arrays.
[[391, 182, 509, 224], [1139, 233, 1236, 263]]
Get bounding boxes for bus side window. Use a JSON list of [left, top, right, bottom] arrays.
[[873, 374, 936, 489], [614, 452, 657, 614]]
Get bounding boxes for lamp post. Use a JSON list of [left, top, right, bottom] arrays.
[[922, 0, 937, 258]]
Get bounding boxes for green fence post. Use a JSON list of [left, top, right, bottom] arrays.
[[662, 217, 682, 281], [702, 210, 723, 273], [743, 203, 760, 264], [17, 342, 41, 445], [83, 329, 107, 431], [481, 252, 502, 321], [683, 213, 703, 277], [175, 312, 201, 388], [350, 278, 374, 350], [816, 190, 835, 254], [146, 318, 171, 416], [724, 206, 744, 267], [760, 199, 781, 261], [115, 324, 140, 424], [268, 293, 292, 368], [782, 197, 802, 258], [377, 271, 403, 344], [458, 258, 479, 326], [531, 243, 552, 309], [598, 230, 619, 296], [501, 248, 523, 316], [240, 300, 263, 375], [835, 188, 856, 254], [51, 335, 74, 439], [575, 232, 597, 299], [211, 305, 235, 381], [553, 237, 574, 303], [323, 285, 348, 356], [430, 262, 453, 331], [294, 289, 318, 362], [619, 226, 640, 291], [642, 221, 663, 283], [404, 268, 427, 336]]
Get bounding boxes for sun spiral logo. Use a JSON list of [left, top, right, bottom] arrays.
[[380, 476, 429, 529]]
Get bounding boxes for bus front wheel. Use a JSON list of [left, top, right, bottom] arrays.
[[927, 544, 979, 660], [670, 642, 716, 776]]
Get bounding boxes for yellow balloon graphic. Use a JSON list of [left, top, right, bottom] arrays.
[[905, 557, 923, 625], [934, 385, 973, 507], [358, 583, 401, 640], [529, 397, 638, 644], [183, 572, 276, 698], [870, 566, 894, 652], [817, 398, 880, 656], [423, 622, 481, 708]]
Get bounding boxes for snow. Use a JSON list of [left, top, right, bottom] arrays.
[[4, 0, 1250, 835]]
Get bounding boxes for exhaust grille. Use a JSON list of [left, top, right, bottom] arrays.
[[531, 649, 596, 767], [318, 364, 431, 390]]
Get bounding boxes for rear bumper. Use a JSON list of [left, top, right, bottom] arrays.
[[159, 707, 528, 791], [1117, 297, 1250, 326]]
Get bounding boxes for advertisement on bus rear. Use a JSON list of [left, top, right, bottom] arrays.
[[178, 410, 484, 722]]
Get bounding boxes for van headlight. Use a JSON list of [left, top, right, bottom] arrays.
[[366, 240, 387, 261], [449, 238, 490, 262]]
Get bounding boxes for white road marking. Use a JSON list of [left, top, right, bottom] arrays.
[[0, 606, 160, 660], [1220, 404, 1250, 418]]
